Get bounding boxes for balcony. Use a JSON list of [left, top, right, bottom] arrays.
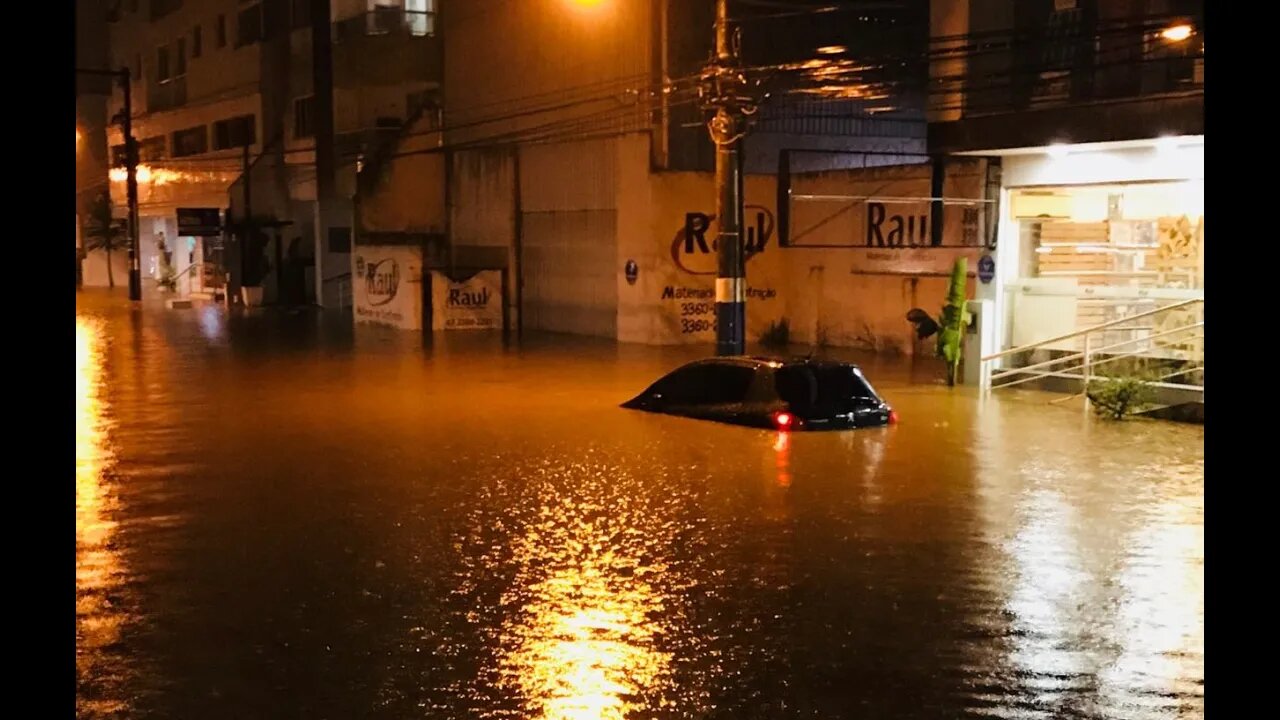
[[331, 10, 441, 88], [928, 13, 1203, 153], [333, 9, 434, 43]]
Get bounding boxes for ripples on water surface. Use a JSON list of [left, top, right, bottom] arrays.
[[75, 293, 1203, 719]]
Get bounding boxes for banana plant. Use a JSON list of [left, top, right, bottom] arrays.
[[906, 258, 972, 386]]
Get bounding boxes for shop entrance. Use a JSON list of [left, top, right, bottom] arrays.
[[1003, 179, 1203, 363]]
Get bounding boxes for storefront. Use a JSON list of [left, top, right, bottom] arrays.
[[975, 137, 1204, 363]]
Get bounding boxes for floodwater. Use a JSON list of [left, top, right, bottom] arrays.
[[76, 292, 1204, 719]]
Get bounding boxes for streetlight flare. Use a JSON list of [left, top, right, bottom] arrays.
[[1160, 24, 1193, 42]]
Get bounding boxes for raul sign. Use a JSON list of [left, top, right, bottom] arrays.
[[353, 245, 424, 331], [431, 270, 503, 331]]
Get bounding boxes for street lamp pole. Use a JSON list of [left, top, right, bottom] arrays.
[[708, 0, 746, 355]]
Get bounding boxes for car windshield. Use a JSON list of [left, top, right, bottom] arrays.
[[775, 365, 878, 407]]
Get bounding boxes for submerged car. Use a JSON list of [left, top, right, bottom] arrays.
[[622, 356, 897, 431]]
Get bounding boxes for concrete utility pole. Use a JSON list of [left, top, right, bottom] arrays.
[[706, 0, 748, 356], [120, 69, 141, 302]]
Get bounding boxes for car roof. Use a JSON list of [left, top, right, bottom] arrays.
[[682, 356, 864, 371]]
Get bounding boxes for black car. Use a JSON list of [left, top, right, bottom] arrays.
[[622, 356, 897, 431]]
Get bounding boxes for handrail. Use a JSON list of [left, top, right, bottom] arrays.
[[171, 262, 201, 281], [990, 326, 1203, 391], [982, 297, 1202, 362], [991, 321, 1204, 383]]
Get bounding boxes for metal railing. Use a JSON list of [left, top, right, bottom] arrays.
[[982, 298, 1203, 398], [333, 9, 434, 42]]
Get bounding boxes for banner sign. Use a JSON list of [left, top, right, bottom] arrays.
[[431, 270, 503, 331], [176, 208, 222, 237], [353, 245, 424, 331]]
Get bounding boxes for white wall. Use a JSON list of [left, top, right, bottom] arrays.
[[1000, 141, 1205, 188]]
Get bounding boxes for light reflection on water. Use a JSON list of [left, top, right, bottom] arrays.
[[493, 469, 674, 719], [76, 316, 127, 716]]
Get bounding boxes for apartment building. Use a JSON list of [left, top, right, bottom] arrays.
[[104, 0, 440, 305]]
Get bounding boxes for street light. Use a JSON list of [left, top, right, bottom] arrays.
[[1160, 23, 1193, 42]]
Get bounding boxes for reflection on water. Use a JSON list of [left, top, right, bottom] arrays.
[[76, 317, 126, 716], [495, 468, 673, 719], [976, 402, 1204, 719]]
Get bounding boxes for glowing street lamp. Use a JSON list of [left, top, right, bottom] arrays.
[[1160, 23, 1194, 42]]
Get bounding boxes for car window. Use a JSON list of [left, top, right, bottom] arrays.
[[776, 365, 877, 407], [652, 363, 756, 405], [704, 365, 756, 404], [650, 365, 709, 404]]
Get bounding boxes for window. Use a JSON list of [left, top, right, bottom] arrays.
[[213, 115, 256, 149], [703, 365, 757, 404], [651, 363, 755, 405], [156, 45, 171, 82], [134, 53, 143, 82], [138, 136, 167, 162], [175, 38, 187, 77], [236, 4, 263, 47], [293, 96, 315, 138], [110, 144, 127, 167], [192, 25, 202, 58], [216, 14, 227, 48], [171, 126, 208, 157], [328, 227, 352, 254], [775, 365, 877, 409]]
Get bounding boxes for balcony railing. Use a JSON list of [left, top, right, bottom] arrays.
[[333, 9, 434, 43], [930, 13, 1203, 119]]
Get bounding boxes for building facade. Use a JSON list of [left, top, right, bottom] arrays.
[[103, 0, 440, 305], [357, 0, 948, 348], [928, 0, 1204, 366]]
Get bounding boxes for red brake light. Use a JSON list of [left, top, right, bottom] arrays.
[[888, 410, 899, 425], [773, 411, 794, 430]]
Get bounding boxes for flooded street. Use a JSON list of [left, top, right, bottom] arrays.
[[76, 292, 1203, 719]]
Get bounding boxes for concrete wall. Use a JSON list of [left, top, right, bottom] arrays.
[[82, 248, 132, 290], [358, 118, 446, 235], [442, 0, 654, 147], [617, 134, 987, 353], [519, 138, 621, 337], [428, 130, 989, 353]]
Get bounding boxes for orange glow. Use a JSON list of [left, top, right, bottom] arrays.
[[816, 45, 847, 55], [77, 317, 127, 711], [1160, 24, 1193, 41], [498, 489, 672, 720]]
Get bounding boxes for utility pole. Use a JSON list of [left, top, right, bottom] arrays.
[[77, 66, 142, 301], [706, 0, 748, 356], [120, 69, 141, 302]]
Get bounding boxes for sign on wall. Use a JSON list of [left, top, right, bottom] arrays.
[[353, 245, 424, 331], [431, 270, 503, 331], [176, 208, 222, 237]]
